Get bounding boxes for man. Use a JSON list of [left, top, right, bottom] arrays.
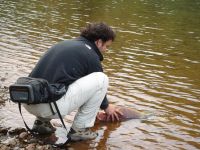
[[23, 22, 122, 141]]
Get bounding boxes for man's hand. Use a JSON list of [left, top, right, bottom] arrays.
[[104, 104, 123, 122]]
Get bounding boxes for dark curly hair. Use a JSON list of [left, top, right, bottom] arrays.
[[80, 22, 116, 42]]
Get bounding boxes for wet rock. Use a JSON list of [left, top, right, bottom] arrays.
[[28, 138, 39, 144], [2, 137, 17, 146], [9, 127, 26, 135], [36, 145, 47, 150], [1, 77, 6, 82], [13, 146, 20, 150], [35, 144, 53, 150], [0, 98, 5, 103], [43, 144, 53, 150], [0, 144, 10, 150], [17, 143, 26, 149], [38, 140, 45, 145], [23, 139, 29, 144], [25, 143, 36, 150], [0, 127, 8, 135], [3, 86, 8, 90], [25, 134, 33, 141], [19, 132, 28, 140]]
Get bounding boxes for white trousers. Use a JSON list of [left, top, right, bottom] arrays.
[[23, 72, 108, 129]]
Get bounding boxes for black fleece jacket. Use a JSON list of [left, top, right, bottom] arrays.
[[29, 36, 109, 109]]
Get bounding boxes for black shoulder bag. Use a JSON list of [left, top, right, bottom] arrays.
[[9, 77, 67, 136]]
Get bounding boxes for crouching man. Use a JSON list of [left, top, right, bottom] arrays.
[[23, 22, 122, 141]]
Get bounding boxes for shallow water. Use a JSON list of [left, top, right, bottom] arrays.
[[0, 0, 200, 149]]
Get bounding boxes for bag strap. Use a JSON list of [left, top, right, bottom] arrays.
[[18, 102, 67, 133], [18, 103, 36, 135], [18, 102, 69, 146], [52, 101, 67, 129], [49, 103, 55, 115]]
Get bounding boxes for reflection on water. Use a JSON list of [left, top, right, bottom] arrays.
[[0, 0, 200, 149]]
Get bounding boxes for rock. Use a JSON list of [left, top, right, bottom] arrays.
[[38, 140, 44, 145], [35, 144, 53, 150], [2, 137, 17, 146], [43, 145, 53, 150], [13, 147, 20, 150], [25, 143, 36, 150], [0, 144, 10, 150], [8, 138, 17, 146], [9, 127, 26, 135], [28, 138, 38, 144], [18, 143, 26, 149], [36, 145, 46, 150], [19, 132, 28, 140], [0, 127, 8, 135], [0, 99, 5, 103], [0, 77, 6, 81]]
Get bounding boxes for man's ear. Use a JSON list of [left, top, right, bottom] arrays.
[[95, 39, 103, 47]]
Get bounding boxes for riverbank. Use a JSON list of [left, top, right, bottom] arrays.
[[0, 99, 72, 150], [0, 126, 56, 150]]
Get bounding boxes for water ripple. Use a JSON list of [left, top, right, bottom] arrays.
[[1, 0, 200, 149]]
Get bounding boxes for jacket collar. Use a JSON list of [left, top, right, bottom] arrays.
[[75, 36, 104, 61]]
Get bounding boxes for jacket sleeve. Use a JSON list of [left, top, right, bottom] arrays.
[[100, 96, 109, 109], [87, 53, 109, 110]]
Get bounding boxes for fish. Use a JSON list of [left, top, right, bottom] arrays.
[[96, 106, 146, 122], [51, 106, 146, 125]]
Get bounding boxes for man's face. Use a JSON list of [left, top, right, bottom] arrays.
[[95, 39, 113, 53]]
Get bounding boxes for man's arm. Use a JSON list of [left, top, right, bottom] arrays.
[[87, 53, 122, 121], [100, 96, 109, 109]]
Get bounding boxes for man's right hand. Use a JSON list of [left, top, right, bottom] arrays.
[[104, 104, 123, 122]]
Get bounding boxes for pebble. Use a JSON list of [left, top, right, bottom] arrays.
[[0, 99, 5, 103], [37, 145, 47, 150], [0, 77, 6, 81], [28, 138, 38, 144], [43, 145, 53, 150], [25, 143, 36, 150], [0, 127, 8, 135], [0, 127, 55, 150], [13, 147, 20, 150], [36, 145, 43, 150], [8, 127, 26, 135], [19, 132, 28, 139], [0, 144, 10, 150], [2, 137, 17, 146]]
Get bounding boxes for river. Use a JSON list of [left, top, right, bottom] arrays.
[[0, 0, 200, 149]]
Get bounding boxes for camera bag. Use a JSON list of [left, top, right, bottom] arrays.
[[9, 77, 68, 141]]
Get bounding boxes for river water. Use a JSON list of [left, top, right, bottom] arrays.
[[0, 0, 200, 149]]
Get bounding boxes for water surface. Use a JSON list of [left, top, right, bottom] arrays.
[[0, 0, 200, 149]]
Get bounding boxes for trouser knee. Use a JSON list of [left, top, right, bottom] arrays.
[[94, 72, 109, 89]]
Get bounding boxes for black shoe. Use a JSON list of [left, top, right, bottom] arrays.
[[32, 118, 55, 134]]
